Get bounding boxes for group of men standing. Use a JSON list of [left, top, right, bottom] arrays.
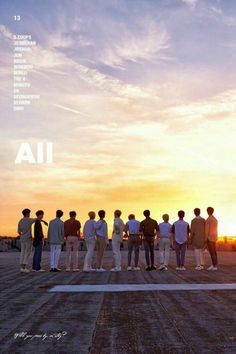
[[125, 207, 218, 272], [17, 206, 218, 272]]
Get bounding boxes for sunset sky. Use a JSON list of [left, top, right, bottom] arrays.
[[0, 0, 236, 236]]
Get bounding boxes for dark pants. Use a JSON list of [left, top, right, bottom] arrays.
[[207, 240, 218, 266], [175, 242, 187, 267], [143, 237, 155, 266], [32, 243, 43, 270], [128, 234, 140, 267]]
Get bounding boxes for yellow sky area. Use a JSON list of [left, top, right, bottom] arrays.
[[1, 87, 236, 237], [1, 175, 236, 237]]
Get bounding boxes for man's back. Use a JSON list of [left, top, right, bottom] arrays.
[[95, 220, 108, 241], [172, 220, 189, 244], [191, 217, 205, 237], [33, 220, 44, 246], [126, 219, 140, 234], [140, 217, 159, 237], [64, 219, 81, 237], [113, 218, 124, 237], [83, 219, 96, 239], [159, 222, 172, 238], [48, 218, 64, 244], [205, 215, 218, 242], [190, 217, 205, 247], [18, 217, 36, 241]]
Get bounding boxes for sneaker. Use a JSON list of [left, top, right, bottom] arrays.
[[111, 267, 121, 272], [181, 266, 186, 271], [127, 266, 132, 271], [66, 268, 71, 272], [32, 269, 37, 272], [195, 266, 202, 270], [150, 265, 156, 270], [176, 267, 181, 271], [207, 265, 214, 271], [146, 266, 151, 271], [20, 267, 25, 272], [133, 267, 140, 271], [164, 266, 168, 271], [24, 268, 30, 273], [38, 269, 46, 272], [83, 268, 90, 272], [83, 268, 96, 272], [212, 266, 218, 271], [159, 265, 165, 271], [96, 268, 106, 272], [54, 268, 61, 272], [72, 269, 80, 272], [50, 268, 54, 272]]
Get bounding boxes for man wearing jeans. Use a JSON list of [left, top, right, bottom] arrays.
[[83, 211, 96, 272], [140, 210, 159, 271], [64, 211, 81, 271], [47, 210, 64, 272], [172, 210, 190, 271], [32, 210, 45, 272], [205, 207, 218, 270], [124, 214, 141, 271]]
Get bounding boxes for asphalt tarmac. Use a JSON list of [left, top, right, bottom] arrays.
[[0, 250, 235, 354]]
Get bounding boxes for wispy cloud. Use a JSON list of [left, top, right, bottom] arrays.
[[181, 0, 199, 9], [210, 6, 223, 16], [53, 104, 90, 117], [164, 89, 236, 125], [96, 20, 170, 69], [0, 24, 12, 42], [1, 22, 159, 100]]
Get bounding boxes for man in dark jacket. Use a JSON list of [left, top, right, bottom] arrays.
[[140, 210, 159, 271], [32, 210, 46, 271]]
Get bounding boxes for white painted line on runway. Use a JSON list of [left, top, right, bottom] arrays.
[[49, 283, 236, 292]]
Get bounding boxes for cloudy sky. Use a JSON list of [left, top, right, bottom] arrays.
[[0, 0, 236, 236]]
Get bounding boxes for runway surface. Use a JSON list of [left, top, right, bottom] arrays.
[[0, 249, 235, 353]]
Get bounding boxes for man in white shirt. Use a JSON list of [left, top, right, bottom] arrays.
[[83, 211, 96, 272], [124, 214, 141, 271], [111, 210, 124, 272], [171, 210, 190, 270], [158, 214, 172, 271]]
